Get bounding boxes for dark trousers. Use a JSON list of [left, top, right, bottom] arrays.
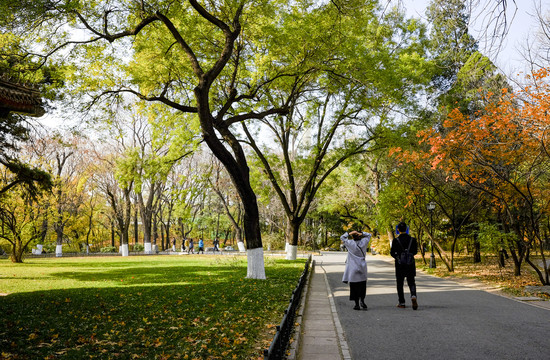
[[395, 267, 416, 304], [349, 280, 367, 303]]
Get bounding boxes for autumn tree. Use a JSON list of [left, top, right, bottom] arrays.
[[26, 131, 89, 256], [0, 184, 42, 262], [414, 68, 550, 284]]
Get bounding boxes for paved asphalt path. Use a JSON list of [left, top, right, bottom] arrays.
[[317, 252, 550, 360]]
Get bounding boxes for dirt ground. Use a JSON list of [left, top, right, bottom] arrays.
[[418, 254, 550, 300]]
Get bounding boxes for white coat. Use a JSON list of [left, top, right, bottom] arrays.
[[341, 232, 372, 283]]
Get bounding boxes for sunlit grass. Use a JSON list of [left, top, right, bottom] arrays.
[[0, 255, 306, 359]]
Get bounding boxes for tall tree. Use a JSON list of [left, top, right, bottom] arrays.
[[2, 0, 340, 278], [0, 184, 42, 262], [31, 131, 86, 256], [243, 3, 429, 259]]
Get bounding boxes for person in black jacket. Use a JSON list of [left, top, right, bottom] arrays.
[[390, 222, 418, 310]]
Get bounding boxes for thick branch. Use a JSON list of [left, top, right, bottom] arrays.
[[224, 107, 289, 127], [99, 89, 197, 113]]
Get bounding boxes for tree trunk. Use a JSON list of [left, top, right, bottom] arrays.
[[160, 223, 165, 251], [134, 208, 139, 246], [138, 191, 154, 254], [286, 219, 301, 260], [152, 214, 158, 248], [195, 67, 265, 278], [10, 236, 24, 263], [54, 216, 64, 257], [110, 221, 115, 247], [433, 239, 454, 272], [525, 248, 550, 285], [473, 233, 481, 263]]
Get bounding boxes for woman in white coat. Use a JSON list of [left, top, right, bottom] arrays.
[[342, 230, 372, 310]]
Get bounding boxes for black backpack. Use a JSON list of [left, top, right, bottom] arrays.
[[397, 237, 414, 265]]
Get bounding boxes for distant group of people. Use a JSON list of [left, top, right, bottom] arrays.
[[341, 221, 418, 311], [177, 237, 221, 254]]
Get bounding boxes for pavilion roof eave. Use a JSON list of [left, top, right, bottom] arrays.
[[0, 78, 45, 118]]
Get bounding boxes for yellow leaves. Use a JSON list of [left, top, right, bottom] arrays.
[[153, 338, 163, 348], [233, 334, 248, 345], [28, 332, 38, 340]]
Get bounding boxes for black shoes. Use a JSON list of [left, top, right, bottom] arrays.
[[353, 301, 368, 310], [411, 296, 418, 310]]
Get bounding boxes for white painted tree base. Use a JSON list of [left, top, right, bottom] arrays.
[[32, 244, 43, 255], [144, 242, 152, 254], [55, 244, 63, 257], [246, 247, 266, 279], [121, 244, 129, 257], [286, 244, 297, 260], [237, 241, 246, 252]]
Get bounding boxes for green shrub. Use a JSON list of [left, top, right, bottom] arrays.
[[131, 243, 144, 252], [100, 246, 117, 253], [42, 244, 56, 253], [370, 235, 391, 255], [263, 232, 285, 250]]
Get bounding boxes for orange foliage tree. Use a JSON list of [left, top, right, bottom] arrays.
[[399, 68, 550, 284]]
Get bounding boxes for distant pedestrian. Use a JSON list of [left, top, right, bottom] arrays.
[[213, 238, 220, 252], [390, 221, 418, 310], [188, 239, 194, 254], [341, 230, 372, 310], [198, 238, 204, 254], [171, 237, 176, 252]]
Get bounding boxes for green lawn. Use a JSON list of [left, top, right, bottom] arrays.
[[0, 255, 306, 359]]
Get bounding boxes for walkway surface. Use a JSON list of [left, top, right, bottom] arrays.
[[297, 252, 550, 360]]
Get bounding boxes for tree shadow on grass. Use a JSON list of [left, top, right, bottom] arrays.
[[0, 258, 306, 359], [52, 264, 244, 286]]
